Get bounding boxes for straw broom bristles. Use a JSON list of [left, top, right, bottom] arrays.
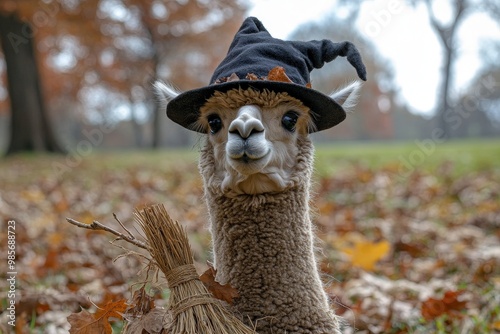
[[135, 204, 256, 334]]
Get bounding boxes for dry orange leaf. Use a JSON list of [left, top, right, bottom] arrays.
[[95, 299, 128, 320], [68, 310, 105, 334], [421, 290, 466, 321], [68, 299, 127, 334], [200, 263, 239, 304], [42, 248, 59, 270], [341, 239, 390, 271], [492, 320, 500, 330], [267, 66, 293, 83]]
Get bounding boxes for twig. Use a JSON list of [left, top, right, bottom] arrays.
[[113, 213, 135, 239], [65, 217, 150, 250]]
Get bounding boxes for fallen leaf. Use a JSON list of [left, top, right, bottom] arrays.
[[394, 240, 425, 257], [95, 299, 128, 320], [35, 247, 61, 277], [492, 320, 500, 330], [123, 307, 168, 334], [421, 290, 467, 321], [200, 263, 239, 304], [125, 286, 155, 316], [341, 239, 390, 271], [68, 299, 127, 334], [68, 310, 107, 334]]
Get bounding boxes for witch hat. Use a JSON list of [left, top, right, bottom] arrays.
[[166, 17, 366, 133]]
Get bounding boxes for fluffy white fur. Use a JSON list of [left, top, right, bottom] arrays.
[[329, 80, 362, 113], [154, 81, 180, 106]]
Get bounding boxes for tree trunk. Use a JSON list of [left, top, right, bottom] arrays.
[[129, 98, 144, 147], [148, 30, 162, 149], [0, 12, 64, 155], [151, 73, 162, 148], [425, 0, 467, 139], [438, 44, 454, 138]]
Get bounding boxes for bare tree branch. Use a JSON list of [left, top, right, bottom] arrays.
[[482, 0, 500, 21], [424, 0, 468, 49], [114, 212, 135, 240], [65, 217, 150, 251]]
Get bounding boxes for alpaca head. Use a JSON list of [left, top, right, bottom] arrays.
[[197, 88, 312, 195], [155, 16, 366, 198], [155, 81, 361, 195]]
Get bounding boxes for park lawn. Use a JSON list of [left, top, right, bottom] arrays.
[[314, 138, 500, 176], [3, 138, 498, 186], [0, 138, 499, 333]]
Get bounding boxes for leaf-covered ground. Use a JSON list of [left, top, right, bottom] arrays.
[[1, 140, 499, 333]]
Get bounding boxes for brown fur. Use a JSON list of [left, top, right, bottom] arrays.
[[197, 88, 315, 134], [199, 137, 341, 334], [202, 88, 306, 111]]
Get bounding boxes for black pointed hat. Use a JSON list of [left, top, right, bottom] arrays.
[[166, 17, 366, 133]]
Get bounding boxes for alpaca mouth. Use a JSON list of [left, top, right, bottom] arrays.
[[228, 149, 271, 175], [232, 149, 270, 163]]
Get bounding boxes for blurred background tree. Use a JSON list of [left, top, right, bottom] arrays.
[[416, 0, 468, 139], [337, 0, 500, 139], [0, 0, 245, 154], [0, 0, 498, 155], [0, 9, 64, 154], [290, 15, 398, 141]]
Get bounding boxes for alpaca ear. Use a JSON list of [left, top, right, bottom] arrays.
[[329, 80, 362, 113], [154, 81, 181, 105]]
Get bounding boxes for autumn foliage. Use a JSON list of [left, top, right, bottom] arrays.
[[421, 290, 467, 321], [68, 298, 128, 334], [0, 142, 499, 333]]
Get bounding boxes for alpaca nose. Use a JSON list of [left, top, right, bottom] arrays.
[[228, 105, 264, 139]]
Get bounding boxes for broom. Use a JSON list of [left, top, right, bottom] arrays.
[[134, 204, 256, 334]]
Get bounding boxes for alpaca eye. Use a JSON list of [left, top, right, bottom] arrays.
[[207, 114, 222, 134], [281, 111, 299, 132]]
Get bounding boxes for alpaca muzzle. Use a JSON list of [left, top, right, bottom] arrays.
[[226, 105, 271, 166]]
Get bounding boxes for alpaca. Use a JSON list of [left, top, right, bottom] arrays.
[[155, 16, 366, 334], [156, 82, 360, 334]]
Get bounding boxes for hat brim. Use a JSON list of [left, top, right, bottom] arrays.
[[166, 80, 346, 133]]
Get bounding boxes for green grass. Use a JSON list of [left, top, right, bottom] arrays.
[[1, 138, 498, 185], [313, 138, 500, 177]]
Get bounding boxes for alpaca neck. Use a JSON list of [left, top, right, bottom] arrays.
[[199, 138, 340, 334]]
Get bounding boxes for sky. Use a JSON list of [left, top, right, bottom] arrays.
[[249, 0, 500, 115]]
